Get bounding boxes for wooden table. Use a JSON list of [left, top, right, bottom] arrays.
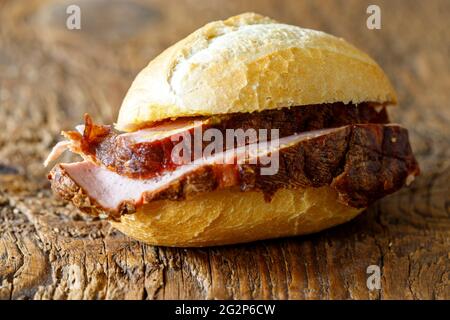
[[0, 0, 448, 300]]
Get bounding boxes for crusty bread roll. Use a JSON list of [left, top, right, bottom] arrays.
[[112, 187, 362, 247], [48, 13, 414, 247], [108, 13, 399, 246], [117, 12, 397, 131]]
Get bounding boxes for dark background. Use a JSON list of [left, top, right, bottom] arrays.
[[0, 0, 448, 299]]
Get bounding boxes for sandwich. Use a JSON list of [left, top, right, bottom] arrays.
[[45, 13, 420, 247]]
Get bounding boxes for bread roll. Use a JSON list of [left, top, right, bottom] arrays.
[[47, 13, 413, 247], [112, 187, 362, 247], [117, 12, 397, 131], [111, 13, 395, 245]]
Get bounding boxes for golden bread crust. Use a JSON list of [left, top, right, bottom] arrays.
[[112, 186, 363, 247], [117, 13, 397, 131]]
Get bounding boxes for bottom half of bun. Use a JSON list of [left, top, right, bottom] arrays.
[[111, 186, 364, 247]]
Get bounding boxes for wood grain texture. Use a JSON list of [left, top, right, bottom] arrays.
[[0, 0, 449, 300]]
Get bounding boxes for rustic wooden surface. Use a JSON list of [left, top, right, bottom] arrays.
[[0, 0, 449, 300]]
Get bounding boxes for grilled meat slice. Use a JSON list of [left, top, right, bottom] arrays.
[[48, 124, 419, 220], [45, 102, 389, 179]]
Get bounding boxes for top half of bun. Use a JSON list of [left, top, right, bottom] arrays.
[[116, 13, 397, 131]]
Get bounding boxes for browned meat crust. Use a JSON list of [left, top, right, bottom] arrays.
[[49, 124, 419, 220], [68, 102, 389, 179]]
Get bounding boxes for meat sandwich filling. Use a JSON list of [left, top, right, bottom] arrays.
[[46, 102, 419, 219]]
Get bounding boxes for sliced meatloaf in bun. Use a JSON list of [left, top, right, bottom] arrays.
[[45, 13, 419, 247]]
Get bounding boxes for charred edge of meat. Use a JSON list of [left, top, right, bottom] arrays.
[[49, 124, 420, 219], [331, 125, 420, 207], [244, 125, 420, 207], [49, 166, 130, 221], [130, 101, 389, 132], [73, 102, 390, 179], [48, 164, 234, 221]]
